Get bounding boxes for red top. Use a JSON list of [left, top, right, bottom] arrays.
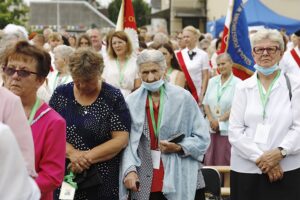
[[146, 98, 164, 192]]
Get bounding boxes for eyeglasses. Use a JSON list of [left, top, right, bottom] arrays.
[[2, 67, 38, 78], [253, 46, 280, 54]]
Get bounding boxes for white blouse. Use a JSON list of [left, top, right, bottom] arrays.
[[279, 47, 300, 75], [167, 69, 179, 85], [228, 71, 300, 173], [179, 47, 210, 98], [102, 55, 139, 98]]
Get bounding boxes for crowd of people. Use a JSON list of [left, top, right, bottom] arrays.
[[0, 22, 300, 200]]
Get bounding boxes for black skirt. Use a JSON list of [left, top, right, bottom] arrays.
[[230, 168, 300, 200]]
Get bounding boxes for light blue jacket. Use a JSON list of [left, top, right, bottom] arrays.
[[119, 82, 210, 200]]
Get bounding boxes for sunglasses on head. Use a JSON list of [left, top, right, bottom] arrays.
[[2, 66, 39, 78]]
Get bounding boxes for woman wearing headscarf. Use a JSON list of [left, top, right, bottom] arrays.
[[229, 28, 300, 200]]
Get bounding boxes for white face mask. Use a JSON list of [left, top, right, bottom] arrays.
[[254, 63, 279, 76], [141, 79, 164, 92]]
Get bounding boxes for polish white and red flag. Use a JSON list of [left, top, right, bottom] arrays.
[[116, 0, 139, 51], [219, 0, 255, 80]]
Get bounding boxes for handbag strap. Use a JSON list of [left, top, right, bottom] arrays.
[[284, 73, 292, 101]]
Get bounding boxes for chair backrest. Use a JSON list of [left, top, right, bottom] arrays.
[[201, 167, 221, 199]]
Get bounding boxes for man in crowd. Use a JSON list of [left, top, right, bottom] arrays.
[[86, 28, 106, 56]]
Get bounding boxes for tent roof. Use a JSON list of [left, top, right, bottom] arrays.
[[210, 0, 300, 36]]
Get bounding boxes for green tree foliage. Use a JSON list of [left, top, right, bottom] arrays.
[[0, 0, 29, 29], [133, 0, 151, 27], [108, 0, 151, 27], [107, 0, 122, 25]]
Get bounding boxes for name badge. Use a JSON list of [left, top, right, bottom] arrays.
[[151, 150, 161, 169], [219, 121, 227, 132], [254, 123, 271, 144], [214, 105, 221, 117], [59, 181, 76, 200]]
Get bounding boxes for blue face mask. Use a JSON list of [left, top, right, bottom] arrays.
[[142, 79, 164, 92], [254, 63, 279, 76]]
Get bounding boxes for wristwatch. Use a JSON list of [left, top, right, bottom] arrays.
[[278, 147, 287, 158]]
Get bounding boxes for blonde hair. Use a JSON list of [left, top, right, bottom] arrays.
[[48, 32, 62, 41], [183, 26, 201, 40]]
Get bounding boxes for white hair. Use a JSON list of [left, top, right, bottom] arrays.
[[153, 32, 169, 45], [250, 28, 284, 50], [3, 24, 28, 40], [53, 45, 75, 59], [136, 49, 167, 70]]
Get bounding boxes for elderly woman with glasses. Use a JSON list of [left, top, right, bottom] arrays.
[[228, 29, 300, 200], [50, 48, 131, 200], [2, 40, 66, 200]]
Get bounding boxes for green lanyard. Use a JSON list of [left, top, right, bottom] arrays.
[[148, 86, 165, 138], [257, 71, 281, 120], [28, 98, 40, 125], [116, 58, 128, 87], [217, 74, 233, 103], [64, 171, 78, 189], [53, 72, 67, 89], [167, 68, 173, 75]]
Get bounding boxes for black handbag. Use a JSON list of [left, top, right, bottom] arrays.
[[74, 165, 103, 191]]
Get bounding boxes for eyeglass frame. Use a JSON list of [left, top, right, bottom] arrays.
[[2, 66, 39, 78], [252, 46, 280, 55]]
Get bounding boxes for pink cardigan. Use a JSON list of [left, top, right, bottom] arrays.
[[31, 103, 66, 200], [0, 87, 36, 176]]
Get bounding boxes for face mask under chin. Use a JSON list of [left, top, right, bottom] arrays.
[[141, 79, 164, 92]]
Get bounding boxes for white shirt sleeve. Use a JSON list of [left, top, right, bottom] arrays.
[[201, 52, 210, 70], [228, 83, 264, 162]]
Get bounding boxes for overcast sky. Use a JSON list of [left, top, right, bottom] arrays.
[[24, 0, 114, 7]]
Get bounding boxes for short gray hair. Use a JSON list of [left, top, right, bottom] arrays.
[[216, 53, 233, 64], [136, 49, 167, 70], [153, 32, 169, 45], [53, 45, 74, 59], [250, 28, 284, 50]]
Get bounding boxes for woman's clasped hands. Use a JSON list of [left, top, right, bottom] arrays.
[[68, 149, 92, 173]]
